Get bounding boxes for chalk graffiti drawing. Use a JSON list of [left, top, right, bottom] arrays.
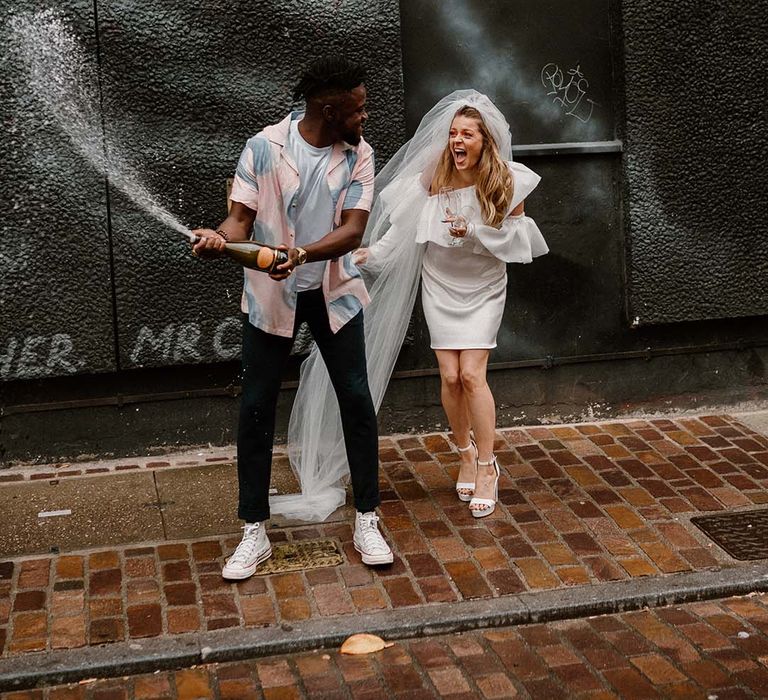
[[129, 316, 314, 366], [0, 333, 82, 380], [541, 63, 596, 123], [129, 317, 241, 366]]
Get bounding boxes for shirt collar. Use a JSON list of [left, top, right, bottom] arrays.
[[264, 111, 358, 152]]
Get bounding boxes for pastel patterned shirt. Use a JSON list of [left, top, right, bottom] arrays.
[[229, 111, 374, 336]]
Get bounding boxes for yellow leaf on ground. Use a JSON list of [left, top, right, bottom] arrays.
[[340, 633, 393, 655]]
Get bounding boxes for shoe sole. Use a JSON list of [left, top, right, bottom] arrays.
[[354, 541, 393, 566], [221, 546, 273, 580]]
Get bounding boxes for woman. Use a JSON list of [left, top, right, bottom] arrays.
[[282, 90, 546, 523], [355, 94, 547, 518]]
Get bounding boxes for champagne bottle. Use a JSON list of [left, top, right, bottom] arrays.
[[192, 236, 289, 273]]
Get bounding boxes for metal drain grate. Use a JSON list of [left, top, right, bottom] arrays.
[[253, 538, 343, 575], [691, 509, 768, 561]]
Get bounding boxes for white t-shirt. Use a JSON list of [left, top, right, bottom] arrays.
[[287, 120, 335, 291]]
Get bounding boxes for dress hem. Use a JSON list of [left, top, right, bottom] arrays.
[[430, 344, 497, 350]]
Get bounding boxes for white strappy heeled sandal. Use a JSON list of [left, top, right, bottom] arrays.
[[469, 456, 499, 518], [455, 440, 477, 502]]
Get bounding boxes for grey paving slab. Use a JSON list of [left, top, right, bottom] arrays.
[[734, 409, 768, 437], [0, 473, 163, 557], [0, 458, 348, 558], [155, 461, 349, 538], [154, 463, 242, 540]]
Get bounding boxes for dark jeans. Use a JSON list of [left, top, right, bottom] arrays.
[[237, 288, 380, 522]]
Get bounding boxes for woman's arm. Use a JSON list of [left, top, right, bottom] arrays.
[[355, 174, 428, 269], [354, 217, 410, 267]]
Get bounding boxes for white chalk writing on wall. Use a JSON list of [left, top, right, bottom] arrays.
[[541, 63, 596, 123], [129, 316, 240, 365], [0, 333, 82, 380]]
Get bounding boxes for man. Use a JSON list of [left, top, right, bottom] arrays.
[[193, 57, 393, 580]]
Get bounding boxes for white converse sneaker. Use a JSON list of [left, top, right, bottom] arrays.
[[354, 511, 394, 566], [222, 522, 272, 580]]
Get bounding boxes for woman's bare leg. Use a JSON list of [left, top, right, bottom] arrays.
[[434, 350, 475, 489], [457, 349, 497, 510]]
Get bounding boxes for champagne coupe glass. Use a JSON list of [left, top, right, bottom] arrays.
[[457, 205, 475, 240], [438, 186, 465, 247]]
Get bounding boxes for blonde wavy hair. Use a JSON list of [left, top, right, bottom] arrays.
[[430, 106, 513, 228]]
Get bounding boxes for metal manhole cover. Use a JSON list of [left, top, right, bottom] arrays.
[[691, 509, 768, 561], [253, 538, 343, 575]]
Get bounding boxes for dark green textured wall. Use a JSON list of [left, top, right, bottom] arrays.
[[1, 2, 115, 382], [622, 1, 768, 324], [0, 0, 406, 380]]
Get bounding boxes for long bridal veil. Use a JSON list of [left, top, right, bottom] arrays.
[[270, 90, 515, 522]]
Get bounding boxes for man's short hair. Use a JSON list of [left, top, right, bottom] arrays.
[[293, 57, 366, 102]]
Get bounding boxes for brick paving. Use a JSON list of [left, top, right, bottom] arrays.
[[0, 447, 238, 483], [4, 593, 768, 698], [1, 414, 768, 658]]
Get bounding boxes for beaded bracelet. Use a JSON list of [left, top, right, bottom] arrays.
[[215, 229, 229, 241]]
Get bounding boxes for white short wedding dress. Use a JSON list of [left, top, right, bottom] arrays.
[[415, 161, 548, 349]]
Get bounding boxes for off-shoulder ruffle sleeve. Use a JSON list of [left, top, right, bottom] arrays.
[[470, 161, 548, 263], [507, 161, 541, 210], [471, 215, 548, 263]]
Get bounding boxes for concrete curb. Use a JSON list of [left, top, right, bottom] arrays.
[[2, 564, 768, 691]]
